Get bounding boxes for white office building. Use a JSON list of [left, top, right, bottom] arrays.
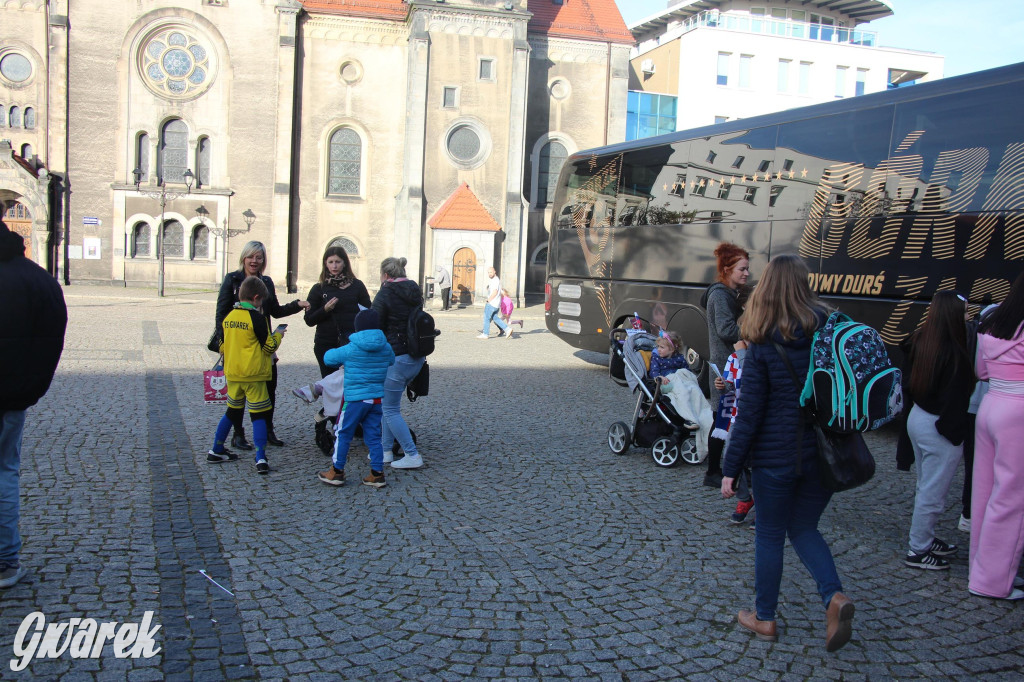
[[626, 0, 944, 138]]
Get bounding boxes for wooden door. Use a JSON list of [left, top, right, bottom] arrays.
[[2, 201, 32, 261], [452, 247, 476, 306]]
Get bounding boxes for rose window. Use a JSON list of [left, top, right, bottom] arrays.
[[141, 28, 214, 98]]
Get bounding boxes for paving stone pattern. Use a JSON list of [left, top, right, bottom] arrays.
[[0, 287, 1021, 680]]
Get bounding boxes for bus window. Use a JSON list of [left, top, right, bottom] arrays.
[[686, 126, 777, 224], [618, 145, 689, 226], [560, 154, 621, 230]]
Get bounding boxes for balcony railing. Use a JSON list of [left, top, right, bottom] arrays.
[[667, 10, 877, 47]]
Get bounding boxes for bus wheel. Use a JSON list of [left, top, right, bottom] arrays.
[[651, 437, 680, 468], [607, 422, 631, 455], [678, 436, 702, 465]]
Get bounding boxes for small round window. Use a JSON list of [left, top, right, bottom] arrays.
[[140, 27, 215, 99], [444, 120, 490, 170], [0, 53, 32, 84]]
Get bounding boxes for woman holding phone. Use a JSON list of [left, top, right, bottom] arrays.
[[216, 241, 308, 448]]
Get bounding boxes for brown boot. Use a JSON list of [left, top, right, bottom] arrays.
[[738, 609, 777, 641], [825, 592, 855, 652]]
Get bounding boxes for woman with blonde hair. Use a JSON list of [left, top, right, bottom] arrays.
[[721, 254, 854, 652], [371, 257, 427, 469], [215, 241, 308, 449]]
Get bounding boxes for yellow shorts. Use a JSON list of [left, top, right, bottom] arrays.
[[226, 381, 272, 414]]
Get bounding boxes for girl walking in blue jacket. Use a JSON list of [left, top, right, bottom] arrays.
[[721, 254, 854, 652]]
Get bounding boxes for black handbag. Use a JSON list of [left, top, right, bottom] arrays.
[[406, 361, 429, 402], [773, 343, 875, 492], [207, 326, 223, 353]]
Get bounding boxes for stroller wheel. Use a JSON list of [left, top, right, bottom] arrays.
[[678, 436, 703, 465], [651, 437, 680, 468], [607, 422, 631, 455]]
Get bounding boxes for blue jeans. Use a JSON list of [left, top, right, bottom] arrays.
[[382, 355, 424, 458], [752, 460, 842, 621], [482, 304, 508, 335], [0, 410, 26, 568], [334, 400, 384, 471]]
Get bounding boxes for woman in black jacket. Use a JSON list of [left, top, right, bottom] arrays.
[[901, 290, 974, 570], [304, 246, 371, 378], [721, 254, 853, 652], [372, 257, 425, 470], [216, 241, 308, 448]]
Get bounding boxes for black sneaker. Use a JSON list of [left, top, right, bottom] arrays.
[[904, 550, 950, 570], [256, 459, 269, 475], [207, 449, 238, 463], [929, 538, 958, 557]]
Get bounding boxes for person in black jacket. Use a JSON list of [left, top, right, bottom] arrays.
[[372, 257, 425, 470], [215, 241, 307, 448], [901, 290, 974, 571], [304, 246, 371, 378], [721, 254, 854, 652], [0, 219, 67, 588]]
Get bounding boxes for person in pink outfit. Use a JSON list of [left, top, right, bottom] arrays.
[[969, 271, 1024, 601]]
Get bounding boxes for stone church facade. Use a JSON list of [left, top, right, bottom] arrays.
[[0, 0, 631, 301]]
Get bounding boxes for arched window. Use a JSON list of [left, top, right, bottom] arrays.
[[9, 106, 20, 128], [132, 222, 151, 258], [191, 224, 210, 260], [20, 144, 32, 160], [159, 119, 189, 184], [23, 107, 34, 129], [328, 236, 358, 256], [196, 136, 211, 188], [537, 141, 568, 206], [531, 246, 548, 266], [136, 132, 150, 183], [0, 104, 6, 127], [162, 220, 184, 258], [327, 128, 361, 197]]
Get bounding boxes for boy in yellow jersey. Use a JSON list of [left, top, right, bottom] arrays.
[[208, 276, 285, 474]]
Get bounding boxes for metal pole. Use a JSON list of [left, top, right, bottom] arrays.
[[158, 183, 167, 297]]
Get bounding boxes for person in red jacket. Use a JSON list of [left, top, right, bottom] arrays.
[[0, 219, 67, 588]]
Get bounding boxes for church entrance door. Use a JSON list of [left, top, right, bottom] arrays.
[[2, 200, 32, 260], [452, 247, 475, 307]]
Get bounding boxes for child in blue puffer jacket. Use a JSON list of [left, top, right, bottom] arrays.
[[316, 309, 395, 488]]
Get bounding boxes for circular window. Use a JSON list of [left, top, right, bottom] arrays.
[[443, 120, 490, 169], [549, 78, 571, 101], [448, 126, 481, 162], [339, 60, 363, 85], [139, 27, 215, 99], [0, 53, 32, 84]]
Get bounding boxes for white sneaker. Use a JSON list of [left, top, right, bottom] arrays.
[[476, 334, 489, 339], [0, 564, 26, 589], [368, 451, 395, 464], [969, 587, 1024, 601], [958, 515, 971, 532], [390, 454, 423, 469]]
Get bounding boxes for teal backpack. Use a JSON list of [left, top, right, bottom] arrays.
[[800, 311, 903, 433]]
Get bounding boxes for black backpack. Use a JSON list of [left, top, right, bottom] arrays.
[[407, 305, 440, 358]]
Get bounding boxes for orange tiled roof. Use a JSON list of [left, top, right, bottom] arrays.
[[428, 183, 502, 232], [301, 0, 409, 20], [527, 0, 634, 45]]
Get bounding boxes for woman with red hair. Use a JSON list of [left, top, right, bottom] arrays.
[[699, 242, 750, 487]]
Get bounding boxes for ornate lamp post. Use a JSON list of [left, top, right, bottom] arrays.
[[205, 208, 256, 279], [133, 167, 194, 297]]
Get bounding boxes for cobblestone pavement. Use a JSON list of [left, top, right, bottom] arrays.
[[0, 286, 1022, 681]]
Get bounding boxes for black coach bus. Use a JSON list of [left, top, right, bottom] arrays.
[[545, 61, 1024, 381]]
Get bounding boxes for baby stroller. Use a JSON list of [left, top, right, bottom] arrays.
[[606, 319, 703, 467]]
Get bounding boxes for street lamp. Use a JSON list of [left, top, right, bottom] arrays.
[[133, 167, 194, 297], [205, 208, 256, 279]]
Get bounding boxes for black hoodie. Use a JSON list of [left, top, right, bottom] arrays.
[[0, 223, 67, 411], [372, 278, 423, 356]]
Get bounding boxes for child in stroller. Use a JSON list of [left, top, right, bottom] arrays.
[[607, 320, 709, 467]]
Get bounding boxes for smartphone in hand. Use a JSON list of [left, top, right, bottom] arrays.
[[274, 323, 288, 334]]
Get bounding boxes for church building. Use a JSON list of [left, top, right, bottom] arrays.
[[0, 0, 632, 300]]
